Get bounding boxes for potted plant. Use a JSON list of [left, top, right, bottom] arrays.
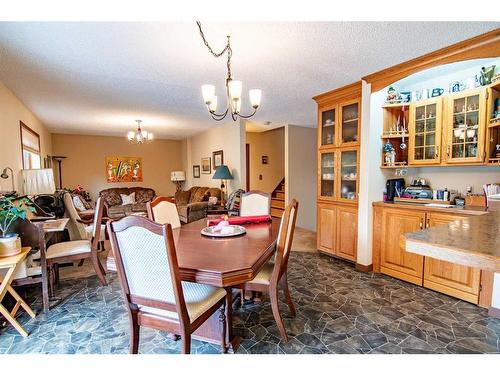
[[0, 195, 34, 257]]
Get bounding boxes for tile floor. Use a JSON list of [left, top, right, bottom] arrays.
[[0, 252, 499, 354]]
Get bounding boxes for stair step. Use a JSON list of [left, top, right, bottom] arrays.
[[271, 207, 284, 218], [274, 192, 285, 200], [271, 200, 285, 209]]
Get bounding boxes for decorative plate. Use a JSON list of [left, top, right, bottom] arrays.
[[201, 225, 247, 238]]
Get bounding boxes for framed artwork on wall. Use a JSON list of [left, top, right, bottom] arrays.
[[262, 155, 269, 164], [213, 150, 224, 169], [193, 165, 201, 178], [106, 156, 143, 183], [201, 157, 211, 174]]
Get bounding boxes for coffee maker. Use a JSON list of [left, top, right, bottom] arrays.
[[386, 178, 405, 201]]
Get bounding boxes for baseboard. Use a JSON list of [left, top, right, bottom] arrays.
[[355, 263, 373, 273], [488, 306, 500, 319]]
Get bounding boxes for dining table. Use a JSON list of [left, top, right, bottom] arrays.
[[107, 216, 281, 352]]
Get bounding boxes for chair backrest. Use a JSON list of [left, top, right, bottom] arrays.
[[239, 190, 271, 217], [147, 197, 181, 229], [63, 192, 87, 240], [271, 199, 298, 282], [107, 216, 188, 323], [90, 197, 104, 249]]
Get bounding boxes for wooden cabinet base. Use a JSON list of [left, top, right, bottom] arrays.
[[380, 266, 423, 286], [423, 279, 478, 304]]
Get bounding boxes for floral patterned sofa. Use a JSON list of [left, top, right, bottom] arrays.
[[99, 187, 156, 219]]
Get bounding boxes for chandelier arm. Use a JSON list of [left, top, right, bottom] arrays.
[[210, 107, 229, 119], [210, 113, 228, 122], [235, 108, 258, 119]]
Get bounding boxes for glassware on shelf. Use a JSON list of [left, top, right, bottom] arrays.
[[340, 150, 357, 200], [320, 153, 335, 197], [321, 109, 335, 146], [341, 103, 359, 143]]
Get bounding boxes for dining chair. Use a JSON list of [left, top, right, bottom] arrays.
[[238, 199, 298, 342], [146, 196, 181, 228], [239, 190, 271, 217], [107, 215, 228, 354], [62, 192, 106, 243], [46, 197, 107, 290]]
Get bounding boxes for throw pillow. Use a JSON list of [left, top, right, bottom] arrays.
[[72, 195, 87, 211], [120, 192, 136, 205]]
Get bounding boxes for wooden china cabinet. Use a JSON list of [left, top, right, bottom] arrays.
[[314, 82, 361, 263]]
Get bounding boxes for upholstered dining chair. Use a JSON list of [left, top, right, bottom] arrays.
[[46, 197, 107, 290], [238, 199, 298, 342], [239, 190, 271, 217], [146, 196, 181, 228], [63, 192, 106, 243], [107, 216, 228, 354]]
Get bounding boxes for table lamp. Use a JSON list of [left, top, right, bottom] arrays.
[[212, 165, 233, 207], [170, 171, 186, 192]]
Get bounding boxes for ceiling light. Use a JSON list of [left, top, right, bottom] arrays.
[[127, 120, 153, 144], [196, 22, 262, 122]]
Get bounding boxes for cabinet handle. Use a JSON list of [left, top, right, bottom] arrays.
[[419, 219, 423, 230], [426, 218, 430, 228], [446, 145, 450, 157], [435, 146, 439, 158]]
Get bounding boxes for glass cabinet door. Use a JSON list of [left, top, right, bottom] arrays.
[[319, 152, 335, 198], [409, 99, 442, 165], [320, 108, 336, 147], [340, 101, 359, 145], [446, 90, 485, 163], [339, 149, 358, 201]]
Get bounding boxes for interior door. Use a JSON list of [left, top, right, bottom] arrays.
[[423, 213, 481, 303], [335, 205, 357, 261], [317, 203, 336, 255], [380, 208, 425, 285]]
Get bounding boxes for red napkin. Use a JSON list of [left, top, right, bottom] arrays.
[[207, 215, 272, 226]]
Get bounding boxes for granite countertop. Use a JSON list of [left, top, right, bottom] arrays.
[[404, 211, 500, 271], [373, 201, 488, 215]]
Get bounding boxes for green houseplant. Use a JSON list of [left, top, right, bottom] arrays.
[[0, 195, 34, 257]]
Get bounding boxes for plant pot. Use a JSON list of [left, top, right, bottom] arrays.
[[0, 234, 22, 257]]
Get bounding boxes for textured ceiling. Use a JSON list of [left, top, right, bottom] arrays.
[[0, 22, 498, 139]]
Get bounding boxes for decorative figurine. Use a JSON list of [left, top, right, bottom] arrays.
[[493, 98, 500, 120], [479, 65, 496, 86], [495, 144, 500, 159], [386, 86, 399, 103], [383, 141, 396, 166]]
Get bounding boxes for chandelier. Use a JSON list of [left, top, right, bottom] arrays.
[[127, 120, 153, 144], [197, 22, 262, 122]]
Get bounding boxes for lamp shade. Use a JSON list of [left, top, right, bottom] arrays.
[[213, 165, 233, 180], [21, 168, 56, 195], [170, 171, 186, 182]]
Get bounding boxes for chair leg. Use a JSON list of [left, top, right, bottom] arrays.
[[181, 329, 191, 354], [240, 289, 245, 308], [129, 311, 140, 354], [280, 274, 296, 317], [48, 265, 55, 298], [219, 303, 227, 353], [270, 285, 288, 342], [54, 264, 60, 285], [91, 254, 107, 286]]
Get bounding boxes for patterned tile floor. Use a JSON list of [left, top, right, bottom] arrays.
[[0, 252, 499, 354]]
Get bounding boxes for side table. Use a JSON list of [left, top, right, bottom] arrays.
[[0, 247, 36, 337]]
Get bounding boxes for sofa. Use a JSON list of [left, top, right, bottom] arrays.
[[99, 187, 156, 219], [175, 186, 221, 223]]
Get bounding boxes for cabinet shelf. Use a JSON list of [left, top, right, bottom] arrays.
[[381, 133, 408, 139], [488, 119, 500, 128], [342, 118, 358, 124]]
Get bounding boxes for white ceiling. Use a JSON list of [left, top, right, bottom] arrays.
[[0, 22, 498, 139]]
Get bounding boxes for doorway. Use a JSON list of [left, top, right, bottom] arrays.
[[246, 143, 250, 191]]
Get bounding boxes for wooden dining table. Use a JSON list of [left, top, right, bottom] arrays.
[[158, 217, 282, 351]]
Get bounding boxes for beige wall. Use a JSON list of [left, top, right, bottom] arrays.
[[286, 125, 317, 231], [0, 81, 52, 191], [184, 121, 245, 194], [51, 134, 183, 199], [246, 127, 285, 193]]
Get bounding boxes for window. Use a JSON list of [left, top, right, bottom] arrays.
[[20, 122, 41, 169]]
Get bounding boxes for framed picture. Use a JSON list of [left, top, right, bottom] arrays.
[[201, 157, 211, 174], [213, 150, 224, 169], [106, 156, 143, 183], [193, 165, 200, 178]]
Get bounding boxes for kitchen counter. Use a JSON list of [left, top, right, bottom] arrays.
[[404, 211, 500, 272], [373, 201, 488, 215]]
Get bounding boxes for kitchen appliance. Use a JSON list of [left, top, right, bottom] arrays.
[[404, 184, 433, 200], [386, 178, 405, 201]]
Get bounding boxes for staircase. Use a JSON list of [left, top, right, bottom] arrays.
[[270, 178, 285, 218]]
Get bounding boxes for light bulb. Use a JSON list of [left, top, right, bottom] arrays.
[[232, 98, 241, 114], [141, 130, 148, 139], [202, 84, 215, 104], [148, 133, 154, 141], [136, 132, 144, 142], [249, 89, 262, 108], [208, 96, 217, 113], [127, 131, 135, 141], [228, 80, 242, 101]]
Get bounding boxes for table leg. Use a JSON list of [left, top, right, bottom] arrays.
[[38, 227, 50, 312]]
